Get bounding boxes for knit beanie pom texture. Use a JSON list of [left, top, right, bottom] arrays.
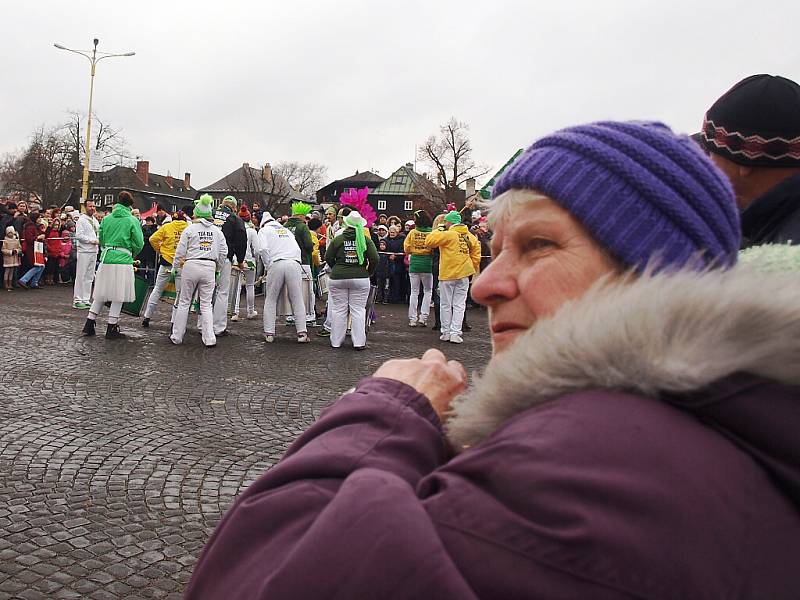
[[291, 202, 312, 216], [194, 194, 214, 219], [492, 120, 741, 272]]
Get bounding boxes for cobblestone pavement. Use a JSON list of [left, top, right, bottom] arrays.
[[0, 285, 491, 599]]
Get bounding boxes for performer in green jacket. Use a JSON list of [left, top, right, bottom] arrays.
[[82, 191, 144, 339]]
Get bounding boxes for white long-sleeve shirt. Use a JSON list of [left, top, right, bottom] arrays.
[[245, 226, 259, 263], [74, 214, 100, 253], [173, 219, 228, 269], [257, 220, 301, 267]]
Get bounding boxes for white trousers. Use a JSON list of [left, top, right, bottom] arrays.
[[171, 260, 216, 346], [233, 268, 256, 317], [328, 278, 370, 348], [408, 272, 433, 322], [212, 258, 232, 334], [439, 277, 469, 336], [73, 251, 97, 304], [301, 264, 316, 322], [143, 264, 180, 321], [263, 260, 307, 335], [88, 300, 122, 325]]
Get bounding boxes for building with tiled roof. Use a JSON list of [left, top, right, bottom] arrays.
[[199, 163, 307, 214], [88, 161, 196, 212], [316, 170, 386, 205], [369, 163, 445, 219]]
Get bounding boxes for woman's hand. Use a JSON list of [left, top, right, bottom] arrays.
[[374, 349, 467, 421]]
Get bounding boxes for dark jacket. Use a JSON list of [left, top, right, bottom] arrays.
[[324, 228, 379, 280], [284, 217, 314, 266], [187, 266, 800, 599], [138, 224, 158, 265], [213, 206, 247, 264], [741, 172, 800, 248]]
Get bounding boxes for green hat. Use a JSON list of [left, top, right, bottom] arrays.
[[291, 202, 312, 216], [194, 194, 214, 219], [222, 195, 237, 209], [444, 210, 462, 225]]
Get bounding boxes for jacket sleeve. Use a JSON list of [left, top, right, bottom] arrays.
[[185, 378, 477, 600], [173, 229, 189, 267], [469, 232, 481, 272], [365, 237, 380, 276], [234, 219, 247, 264], [403, 232, 413, 254], [148, 225, 166, 253], [324, 235, 339, 269], [425, 228, 446, 249], [217, 229, 229, 266], [299, 224, 314, 257], [98, 220, 106, 248], [257, 229, 271, 267], [129, 219, 145, 256]]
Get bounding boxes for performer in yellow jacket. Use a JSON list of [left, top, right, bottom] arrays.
[[141, 217, 189, 327], [425, 210, 480, 344]]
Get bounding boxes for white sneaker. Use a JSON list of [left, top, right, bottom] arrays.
[[264, 334, 275, 343], [297, 333, 310, 343], [247, 311, 258, 319], [449, 334, 463, 344], [408, 319, 417, 327], [231, 314, 239, 322], [417, 317, 428, 328], [439, 333, 451, 342]]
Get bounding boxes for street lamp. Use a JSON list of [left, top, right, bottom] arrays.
[[54, 38, 135, 210]]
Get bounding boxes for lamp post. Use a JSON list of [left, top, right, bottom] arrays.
[[54, 39, 135, 210]]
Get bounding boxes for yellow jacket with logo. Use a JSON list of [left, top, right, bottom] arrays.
[[149, 219, 188, 266], [425, 224, 481, 281]]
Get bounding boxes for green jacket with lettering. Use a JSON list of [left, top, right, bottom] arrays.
[[325, 228, 379, 280]]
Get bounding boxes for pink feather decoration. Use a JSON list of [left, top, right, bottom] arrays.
[[340, 187, 377, 227]]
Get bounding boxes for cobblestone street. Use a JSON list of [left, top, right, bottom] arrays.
[[0, 286, 490, 599]]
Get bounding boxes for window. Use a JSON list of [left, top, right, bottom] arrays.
[[393, 176, 407, 185], [105, 194, 114, 205], [92, 193, 101, 201], [404, 200, 413, 211], [377, 200, 387, 211]]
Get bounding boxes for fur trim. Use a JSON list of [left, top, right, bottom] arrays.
[[446, 265, 800, 450]]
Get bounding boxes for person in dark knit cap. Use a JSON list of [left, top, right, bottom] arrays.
[[699, 74, 800, 247], [187, 121, 800, 599]]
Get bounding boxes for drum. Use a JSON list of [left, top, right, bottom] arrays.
[[121, 275, 152, 316], [277, 269, 313, 318]]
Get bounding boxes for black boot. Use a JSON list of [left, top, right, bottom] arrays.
[[82, 318, 96, 337], [105, 324, 126, 339], [141, 318, 150, 328]]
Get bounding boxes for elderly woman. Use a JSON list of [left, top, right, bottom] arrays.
[[187, 122, 800, 598]]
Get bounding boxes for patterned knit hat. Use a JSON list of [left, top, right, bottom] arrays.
[[493, 121, 740, 271], [444, 210, 462, 225], [700, 75, 800, 167]]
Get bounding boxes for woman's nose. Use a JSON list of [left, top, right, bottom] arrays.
[[470, 254, 518, 306]]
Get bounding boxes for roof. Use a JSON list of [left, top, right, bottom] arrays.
[[338, 170, 385, 184], [199, 164, 306, 202], [89, 166, 197, 200], [371, 164, 441, 200], [479, 149, 524, 199]]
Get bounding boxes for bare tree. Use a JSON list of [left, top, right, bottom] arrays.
[[418, 117, 490, 205], [274, 161, 328, 197], [0, 125, 80, 206], [63, 111, 132, 170]]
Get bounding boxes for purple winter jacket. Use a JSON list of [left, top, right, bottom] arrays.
[[187, 267, 800, 599]]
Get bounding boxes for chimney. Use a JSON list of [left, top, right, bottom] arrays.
[[262, 163, 273, 182], [184, 172, 191, 189], [166, 174, 174, 188], [243, 162, 250, 169], [466, 178, 476, 198], [136, 160, 149, 186]]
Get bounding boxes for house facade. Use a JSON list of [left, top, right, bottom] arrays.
[[369, 163, 444, 219], [316, 170, 386, 205], [199, 163, 307, 214], [88, 161, 197, 213]]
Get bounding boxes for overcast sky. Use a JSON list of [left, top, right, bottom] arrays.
[[2, 0, 798, 190]]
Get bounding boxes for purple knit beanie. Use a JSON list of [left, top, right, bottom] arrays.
[[492, 121, 741, 271]]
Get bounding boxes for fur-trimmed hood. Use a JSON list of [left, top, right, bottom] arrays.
[[447, 265, 800, 498]]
